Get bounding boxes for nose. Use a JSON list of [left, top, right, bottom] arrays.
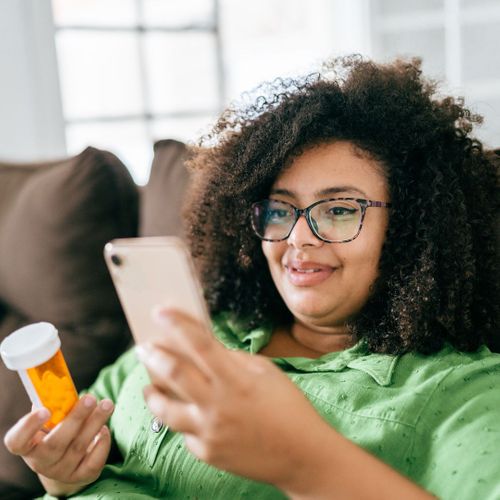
[[287, 214, 323, 248]]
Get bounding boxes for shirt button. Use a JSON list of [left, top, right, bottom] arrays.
[[150, 416, 164, 433]]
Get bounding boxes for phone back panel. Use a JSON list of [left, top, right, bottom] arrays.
[[104, 237, 210, 344]]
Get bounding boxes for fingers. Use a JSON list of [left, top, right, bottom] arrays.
[[143, 385, 199, 434], [136, 344, 210, 404], [44, 398, 114, 474], [4, 408, 51, 456], [73, 425, 111, 483], [68, 400, 114, 456], [4, 396, 114, 487], [155, 308, 213, 358], [33, 395, 113, 468], [150, 307, 230, 379], [183, 433, 208, 461]]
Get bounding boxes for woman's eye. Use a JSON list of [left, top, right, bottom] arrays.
[[266, 208, 293, 225], [268, 209, 289, 219], [329, 207, 356, 217]]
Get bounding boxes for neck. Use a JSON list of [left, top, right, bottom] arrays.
[[290, 320, 355, 354]]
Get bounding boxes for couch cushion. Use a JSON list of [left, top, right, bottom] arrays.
[[139, 139, 190, 238], [0, 147, 138, 495], [0, 147, 139, 325]]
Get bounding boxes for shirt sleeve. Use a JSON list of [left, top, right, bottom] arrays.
[[408, 357, 500, 500], [82, 347, 138, 403]]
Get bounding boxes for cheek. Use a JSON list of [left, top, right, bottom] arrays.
[[261, 242, 286, 283], [339, 223, 387, 276], [261, 241, 271, 265], [261, 241, 281, 265]]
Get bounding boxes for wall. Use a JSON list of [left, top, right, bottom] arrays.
[[0, 0, 66, 161]]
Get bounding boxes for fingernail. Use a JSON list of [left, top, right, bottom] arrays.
[[37, 408, 50, 421], [83, 395, 96, 408], [100, 400, 113, 412], [145, 393, 163, 417], [135, 344, 146, 361], [135, 343, 153, 362]]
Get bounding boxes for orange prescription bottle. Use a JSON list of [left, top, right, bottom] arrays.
[[0, 322, 78, 429]]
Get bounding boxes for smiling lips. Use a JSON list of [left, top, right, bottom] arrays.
[[284, 261, 336, 287]]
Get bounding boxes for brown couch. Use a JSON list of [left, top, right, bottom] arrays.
[[0, 139, 189, 499]]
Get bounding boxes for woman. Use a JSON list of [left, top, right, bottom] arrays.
[[4, 56, 499, 499]]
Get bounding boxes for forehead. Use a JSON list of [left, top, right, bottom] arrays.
[[272, 141, 388, 200]]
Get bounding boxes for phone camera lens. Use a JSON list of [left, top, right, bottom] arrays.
[[111, 254, 122, 266]]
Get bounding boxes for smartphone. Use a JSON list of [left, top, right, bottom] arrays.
[[104, 236, 211, 344]]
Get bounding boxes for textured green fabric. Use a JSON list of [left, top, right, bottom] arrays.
[[43, 314, 500, 499]]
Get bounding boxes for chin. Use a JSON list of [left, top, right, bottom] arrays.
[[286, 295, 333, 320]]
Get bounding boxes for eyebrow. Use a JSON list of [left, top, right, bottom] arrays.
[[270, 186, 368, 198]]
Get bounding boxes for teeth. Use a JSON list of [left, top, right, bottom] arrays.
[[294, 268, 320, 273]]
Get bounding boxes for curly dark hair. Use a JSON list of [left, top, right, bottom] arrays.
[[183, 56, 499, 355]]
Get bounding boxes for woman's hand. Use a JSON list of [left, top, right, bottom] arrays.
[[139, 309, 437, 500], [3, 395, 114, 497], [137, 308, 330, 492]]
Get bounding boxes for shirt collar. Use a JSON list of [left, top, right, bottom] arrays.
[[211, 313, 399, 386], [212, 312, 273, 354], [272, 341, 399, 386]]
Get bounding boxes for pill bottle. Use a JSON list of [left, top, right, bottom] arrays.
[[0, 322, 78, 429]]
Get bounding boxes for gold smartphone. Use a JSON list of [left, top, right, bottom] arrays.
[[104, 237, 211, 344]]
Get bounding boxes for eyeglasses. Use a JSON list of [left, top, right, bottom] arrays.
[[251, 198, 392, 243]]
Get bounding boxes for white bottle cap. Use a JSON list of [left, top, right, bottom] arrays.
[[0, 322, 61, 370]]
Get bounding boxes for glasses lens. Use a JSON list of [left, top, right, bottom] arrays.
[[251, 200, 295, 240], [309, 199, 362, 242]]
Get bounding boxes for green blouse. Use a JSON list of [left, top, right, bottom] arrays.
[[43, 313, 500, 499]]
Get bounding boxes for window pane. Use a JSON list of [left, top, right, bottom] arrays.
[[462, 23, 500, 82], [461, 0, 500, 8], [52, 0, 137, 27], [220, 0, 334, 102], [66, 121, 152, 185], [151, 114, 216, 144], [224, 44, 324, 104], [141, 0, 214, 27], [144, 32, 219, 113], [55, 31, 144, 119], [375, 0, 443, 15], [221, 0, 326, 40], [376, 29, 446, 81]]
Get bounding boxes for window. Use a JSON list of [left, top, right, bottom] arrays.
[[52, 0, 223, 184], [371, 0, 500, 148], [52, 1, 499, 185], [52, 0, 345, 184]]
